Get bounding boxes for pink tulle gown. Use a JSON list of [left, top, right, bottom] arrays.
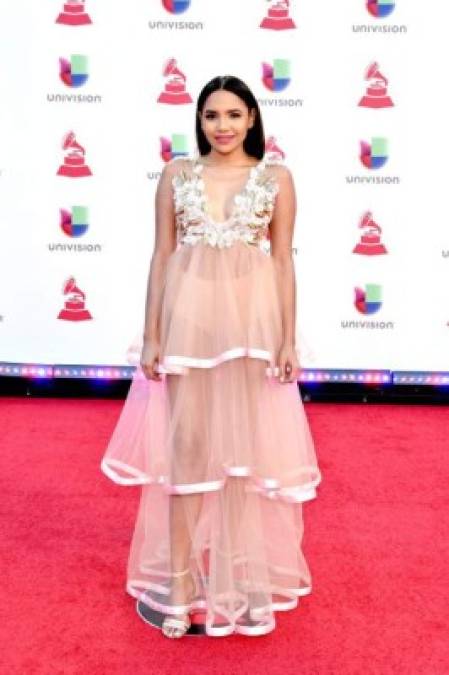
[[100, 151, 322, 637]]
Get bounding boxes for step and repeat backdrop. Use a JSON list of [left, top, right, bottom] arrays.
[[0, 1, 448, 374]]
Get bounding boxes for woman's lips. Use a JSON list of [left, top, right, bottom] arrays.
[[215, 135, 235, 144]]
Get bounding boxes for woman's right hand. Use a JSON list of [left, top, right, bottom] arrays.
[[140, 339, 162, 381]]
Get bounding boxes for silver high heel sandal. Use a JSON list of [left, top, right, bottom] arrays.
[[161, 569, 197, 639]]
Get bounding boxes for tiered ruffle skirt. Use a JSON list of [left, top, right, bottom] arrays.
[[101, 240, 321, 636]]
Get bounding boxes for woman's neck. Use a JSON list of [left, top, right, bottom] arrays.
[[200, 149, 260, 168]]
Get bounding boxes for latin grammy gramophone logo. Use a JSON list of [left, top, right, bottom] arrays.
[[56, 1, 92, 25], [160, 134, 189, 162], [161, 0, 191, 14], [157, 59, 193, 104], [358, 62, 394, 108], [359, 137, 388, 170], [262, 59, 291, 92], [353, 211, 388, 255], [265, 136, 285, 160], [366, 0, 395, 19], [57, 131, 92, 178], [58, 277, 92, 321], [260, 0, 296, 30]]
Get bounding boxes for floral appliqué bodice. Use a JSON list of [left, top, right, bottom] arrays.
[[170, 153, 283, 252]]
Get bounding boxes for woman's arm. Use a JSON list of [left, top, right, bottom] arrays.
[[140, 161, 178, 380], [269, 165, 299, 382], [142, 162, 178, 345]]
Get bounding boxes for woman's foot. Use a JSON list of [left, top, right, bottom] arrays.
[[161, 569, 196, 639], [161, 613, 191, 638]]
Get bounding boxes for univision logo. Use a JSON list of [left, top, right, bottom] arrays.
[[346, 136, 399, 184], [49, 57, 101, 103], [148, 0, 202, 30], [360, 137, 388, 170], [354, 284, 382, 314], [60, 206, 89, 237], [162, 0, 191, 13], [160, 134, 189, 162], [262, 59, 291, 92], [59, 54, 89, 87], [366, 0, 395, 18], [352, 0, 406, 33], [48, 206, 102, 253], [341, 283, 393, 328]]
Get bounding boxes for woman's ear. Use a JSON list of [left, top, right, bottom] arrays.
[[248, 109, 256, 128], [250, 108, 256, 127]]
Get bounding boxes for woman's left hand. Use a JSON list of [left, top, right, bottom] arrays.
[[277, 343, 300, 383]]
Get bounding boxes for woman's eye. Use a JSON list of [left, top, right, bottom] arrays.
[[204, 113, 242, 119]]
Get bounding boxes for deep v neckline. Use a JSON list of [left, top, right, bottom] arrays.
[[193, 156, 265, 224]]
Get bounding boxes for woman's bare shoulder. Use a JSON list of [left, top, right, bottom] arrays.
[[264, 154, 293, 188], [162, 156, 194, 181], [265, 153, 291, 173]]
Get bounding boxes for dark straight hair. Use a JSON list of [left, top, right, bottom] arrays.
[[195, 75, 265, 160]]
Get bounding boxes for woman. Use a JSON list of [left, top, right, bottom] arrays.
[[101, 75, 321, 638]]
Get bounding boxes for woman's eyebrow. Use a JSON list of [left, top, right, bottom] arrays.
[[204, 108, 243, 113]]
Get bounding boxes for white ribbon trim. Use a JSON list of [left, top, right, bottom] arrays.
[[155, 348, 279, 375], [101, 458, 320, 503]]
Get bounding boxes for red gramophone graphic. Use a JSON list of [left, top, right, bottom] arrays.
[[265, 136, 285, 159], [56, 0, 92, 25], [353, 211, 388, 255], [58, 277, 93, 321], [57, 131, 92, 178], [157, 59, 193, 104], [260, 0, 296, 30], [358, 62, 394, 108]]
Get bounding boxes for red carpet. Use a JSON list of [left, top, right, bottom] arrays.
[[1, 396, 448, 675]]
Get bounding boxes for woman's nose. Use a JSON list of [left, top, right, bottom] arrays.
[[216, 118, 230, 131]]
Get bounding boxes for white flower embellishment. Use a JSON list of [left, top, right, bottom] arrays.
[[172, 153, 282, 249]]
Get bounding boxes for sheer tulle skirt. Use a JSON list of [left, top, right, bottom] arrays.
[[101, 240, 321, 636], [157, 239, 284, 374]]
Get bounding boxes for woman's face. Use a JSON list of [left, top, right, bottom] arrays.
[[198, 89, 256, 156]]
